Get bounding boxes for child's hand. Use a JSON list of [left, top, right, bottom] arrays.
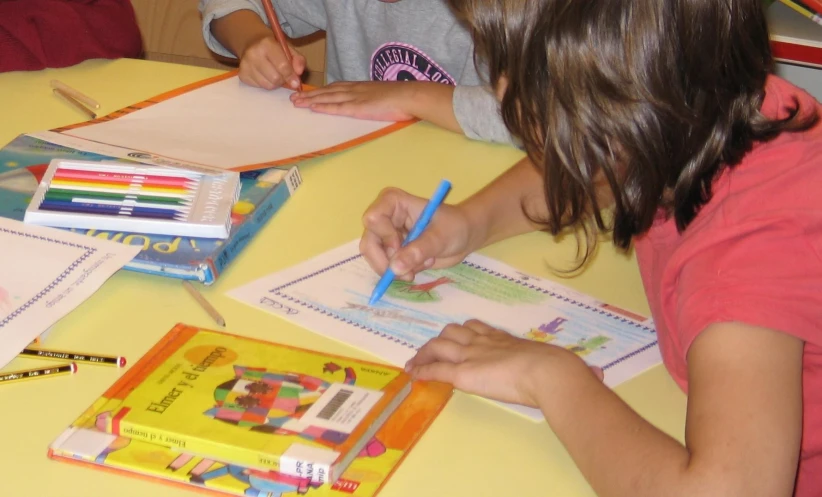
[[290, 81, 415, 121], [405, 320, 599, 407], [360, 187, 483, 281], [238, 33, 305, 90]]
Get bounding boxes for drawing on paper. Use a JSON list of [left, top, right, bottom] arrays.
[[229, 240, 662, 410]]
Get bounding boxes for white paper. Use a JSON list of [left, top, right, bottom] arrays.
[[55, 77, 395, 170], [228, 241, 661, 421], [0, 217, 141, 368]]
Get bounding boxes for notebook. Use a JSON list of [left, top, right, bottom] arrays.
[[24, 160, 240, 239]]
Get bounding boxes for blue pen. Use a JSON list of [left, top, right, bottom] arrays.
[[368, 179, 452, 305]]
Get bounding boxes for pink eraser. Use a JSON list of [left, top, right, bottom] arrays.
[[70, 362, 78, 374], [118, 357, 127, 368]]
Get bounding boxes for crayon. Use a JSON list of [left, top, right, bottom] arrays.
[[0, 363, 77, 384], [53, 170, 198, 188], [39, 200, 186, 220], [19, 348, 126, 367]]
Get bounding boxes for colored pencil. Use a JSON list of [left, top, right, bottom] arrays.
[[53, 170, 199, 188], [44, 183, 196, 198], [57, 163, 201, 179], [44, 189, 193, 206], [66, 198, 192, 211], [0, 363, 77, 385], [50, 178, 191, 194], [19, 348, 126, 367], [39, 200, 187, 220], [260, 0, 303, 91], [182, 280, 226, 328]]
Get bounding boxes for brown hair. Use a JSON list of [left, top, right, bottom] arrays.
[[450, 0, 816, 254]]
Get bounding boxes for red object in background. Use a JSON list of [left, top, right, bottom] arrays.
[[0, 0, 143, 72], [772, 40, 822, 68]]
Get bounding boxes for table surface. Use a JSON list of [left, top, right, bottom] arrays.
[[0, 58, 686, 497]]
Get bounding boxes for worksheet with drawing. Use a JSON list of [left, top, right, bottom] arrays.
[[229, 241, 661, 420]]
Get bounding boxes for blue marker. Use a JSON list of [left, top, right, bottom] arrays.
[[368, 179, 452, 306]]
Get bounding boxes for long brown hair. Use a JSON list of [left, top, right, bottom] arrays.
[[450, 0, 816, 253]]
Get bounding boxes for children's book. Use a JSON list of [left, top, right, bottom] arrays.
[[82, 324, 414, 485], [229, 240, 662, 421], [48, 378, 452, 497], [24, 159, 241, 239], [25, 71, 409, 172], [0, 134, 303, 284]]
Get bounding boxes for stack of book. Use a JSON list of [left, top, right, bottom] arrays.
[[49, 324, 452, 497], [780, 0, 822, 26]]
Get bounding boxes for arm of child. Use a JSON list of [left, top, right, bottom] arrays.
[[407, 320, 803, 497], [291, 82, 516, 144], [290, 81, 462, 132], [209, 9, 305, 89], [0, 0, 142, 72]]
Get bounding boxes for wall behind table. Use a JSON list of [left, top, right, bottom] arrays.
[[130, 0, 327, 87]]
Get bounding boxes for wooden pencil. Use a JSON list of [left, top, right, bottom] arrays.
[[182, 280, 226, 327]]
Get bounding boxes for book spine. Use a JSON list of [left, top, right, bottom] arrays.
[[113, 415, 333, 482], [205, 167, 303, 284], [779, 0, 822, 25]]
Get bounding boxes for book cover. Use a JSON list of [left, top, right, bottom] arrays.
[[24, 159, 241, 239], [0, 134, 302, 284], [48, 380, 452, 497], [89, 324, 414, 484]]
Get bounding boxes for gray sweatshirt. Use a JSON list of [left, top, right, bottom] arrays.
[[199, 0, 512, 144]]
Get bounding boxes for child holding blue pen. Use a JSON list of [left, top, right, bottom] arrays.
[[360, 0, 822, 496]]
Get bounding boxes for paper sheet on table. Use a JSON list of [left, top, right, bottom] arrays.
[[228, 241, 662, 421], [0, 218, 140, 369], [49, 77, 396, 170]]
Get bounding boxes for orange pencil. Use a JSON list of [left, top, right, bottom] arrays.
[[260, 0, 303, 91]]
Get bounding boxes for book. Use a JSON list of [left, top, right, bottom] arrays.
[[48, 379, 452, 497], [84, 323, 414, 485], [0, 134, 303, 284], [24, 159, 241, 239]]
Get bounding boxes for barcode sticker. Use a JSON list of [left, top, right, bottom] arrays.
[[300, 383, 384, 434]]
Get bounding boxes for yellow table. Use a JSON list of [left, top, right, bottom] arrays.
[[0, 59, 686, 497]]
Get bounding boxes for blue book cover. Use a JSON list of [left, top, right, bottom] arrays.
[[0, 134, 303, 284]]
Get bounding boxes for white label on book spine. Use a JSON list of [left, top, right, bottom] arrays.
[[300, 383, 384, 434], [280, 444, 339, 483]]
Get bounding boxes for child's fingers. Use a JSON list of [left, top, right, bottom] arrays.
[[359, 229, 397, 276], [265, 45, 301, 90], [390, 233, 446, 277]]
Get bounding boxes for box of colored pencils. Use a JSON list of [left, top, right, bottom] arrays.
[[24, 160, 241, 239]]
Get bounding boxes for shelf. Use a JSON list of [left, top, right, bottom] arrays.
[[769, 1, 822, 67]]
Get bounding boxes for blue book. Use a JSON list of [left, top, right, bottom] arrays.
[[0, 134, 302, 284]]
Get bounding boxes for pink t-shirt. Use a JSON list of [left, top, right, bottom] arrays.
[[634, 76, 822, 496]]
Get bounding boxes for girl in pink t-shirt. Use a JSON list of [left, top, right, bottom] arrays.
[[358, 0, 822, 496]]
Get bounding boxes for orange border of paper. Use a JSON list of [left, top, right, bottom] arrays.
[[51, 71, 413, 172]]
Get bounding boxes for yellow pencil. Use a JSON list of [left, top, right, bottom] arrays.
[[0, 363, 77, 385], [19, 347, 126, 367], [182, 280, 226, 327]]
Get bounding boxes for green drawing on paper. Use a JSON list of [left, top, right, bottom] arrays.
[[385, 277, 453, 302], [425, 263, 546, 305]]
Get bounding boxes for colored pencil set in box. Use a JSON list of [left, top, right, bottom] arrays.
[[24, 160, 241, 239]]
